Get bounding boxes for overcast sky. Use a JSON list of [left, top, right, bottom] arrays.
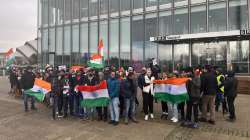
[[0, 0, 37, 52]]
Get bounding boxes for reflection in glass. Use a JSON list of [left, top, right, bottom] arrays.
[[159, 0, 172, 5], [72, 25, 80, 64], [64, 0, 71, 22], [121, 0, 131, 11], [209, 2, 226, 32], [90, 22, 98, 55], [229, 0, 248, 30], [159, 11, 172, 36], [133, 0, 143, 9], [132, 15, 144, 64], [49, 0, 56, 25], [174, 44, 189, 70], [42, 29, 48, 66], [121, 17, 131, 67], [191, 5, 206, 33], [100, 0, 108, 15], [174, 8, 188, 34], [56, 0, 64, 25], [159, 45, 173, 73], [80, 0, 88, 18], [174, 0, 188, 7], [145, 0, 157, 7], [109, 19, 119, 67], [229, 41, 249, 62], [42, 0, 49, 25], [64, 26, 71, 64], [192, 42, 227, 70], [72, 0, 80, 21], [80, 23, 88, 64], [110, 0, 119, 13], [49, 28, 55, 53], [89, 0, 98, 17], [145, 13, 158, 61], [56, 27, 63, 65], [191, 0, 206, 5], [99, 20, 108, 64]]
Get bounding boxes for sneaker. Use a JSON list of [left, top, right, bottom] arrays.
[[109, 120, 115, 124], [208, 120, 215, 125], [172, 118, 178, 123], [150, 114, 154, 119], [113, 121, 119, 126], [144, 115, 149, 121], [58, 113, 63, 118], [170, 117, 175, 121], [191, 123, 199, 128]]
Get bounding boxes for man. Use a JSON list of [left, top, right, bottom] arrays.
[[200, 65, 218, 125], [107, 71, 120, 125], [123, 72, 138, 124], [224, 71, 238, 122], [21, 66, 36, 112]]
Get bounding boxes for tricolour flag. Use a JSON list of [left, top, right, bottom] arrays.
[[154, 78, 190, 104], [5, 48, 15, 67], [25, 78, 51, 102], [87, 53, 104, 69], [98, 39, 104, 57], [76, 81, 109, 107]]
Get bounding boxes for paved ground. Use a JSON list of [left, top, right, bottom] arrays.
[[0, 76, 249, 140]]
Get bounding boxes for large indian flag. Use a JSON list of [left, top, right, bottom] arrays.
[[76, 81, 109, 108], [25, 78, 51, 102], [5, 48, 15, 67], [154, 78, 190, 104]]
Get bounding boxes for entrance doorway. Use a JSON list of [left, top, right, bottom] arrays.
[[192, 41, 227, 70]]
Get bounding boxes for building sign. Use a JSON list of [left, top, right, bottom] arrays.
[[240, 29, 250, 35], [150, 35, 181, 42]]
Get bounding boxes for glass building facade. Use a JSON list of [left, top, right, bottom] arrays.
[[38, 0, 250, 74]]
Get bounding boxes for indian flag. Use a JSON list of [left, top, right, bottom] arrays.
[[87, 53, 104, 69], [154, 78, 190, 104], [98, 39, 104, 57], [5, 48, 15, 67], [25, 78, 51, 102], [76, 81, 109, 108]]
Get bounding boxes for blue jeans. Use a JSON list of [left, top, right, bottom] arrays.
[[124, 97, 136, 120], [167, 102, 178, 119], [23, 90, 35, 111], [74, 93, 84, 117], [109, 97, 120, 122]]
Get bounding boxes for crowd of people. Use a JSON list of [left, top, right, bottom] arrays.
[[8, 59, 238, 128]]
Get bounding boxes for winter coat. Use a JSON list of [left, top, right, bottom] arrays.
[[224, 77, 238, 98], [21, 71, 35, 90], [107, 77, 120, 99], [201, 72, 218, 96], [190, 76, 201, 98], [123, 78, 136, 98], [138, 73, 145, 90]]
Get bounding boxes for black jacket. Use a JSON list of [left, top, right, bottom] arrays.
[[138, 73, 145, 90], [123, 78, 136, 98], [202, 72, 218, 96], [224, 77, 238, 98], [85, 76, 98, 86], [21, 71, 35, 90]]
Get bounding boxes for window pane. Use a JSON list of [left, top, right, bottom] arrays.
[[90, 22, 98, 55], [145, 0, 157, 7], [80, 23, 88, 64], [90, 0, 98, 17], [229, 0, 248, 30], [209, 2, 226, 32], [56, 0, 64, 25], [159, 11, 172, 36], [145, 13, 157, 61], [109, 19, 119, 67], [175, 0, 188, 7], [64, 26, 71, 64], [42, 0, 49, 25], [133, 0, 143, 9], [80, 0, 88, 18], [42, 29, 49, 65], [121, 17, 131, 67], [100, 0, 108, 14], [191, 5, 206, 33], [64, 0, 71, 22], [174, 44, 189, 70], [132, 15, 144, 63], [110, 0, 119, 13], [174, 8, 188, 34], [99, 20, 108, 63], [49, 0, 56, 25], [49, 28, 55, 52], [72, 0, 80, 21], [56, 27, 63, 65], [159, 44, 172, 72], [191, 0, 206, 5], [121, 0, 131, 11], [159, 0, 172, 5], [72, 25, 79, 64], [229, 40, 249, 62]]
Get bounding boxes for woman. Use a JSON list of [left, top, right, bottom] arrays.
[[142, 68, 155, 121]]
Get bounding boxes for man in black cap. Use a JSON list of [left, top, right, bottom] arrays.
[[21, 66, 36, 112]]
